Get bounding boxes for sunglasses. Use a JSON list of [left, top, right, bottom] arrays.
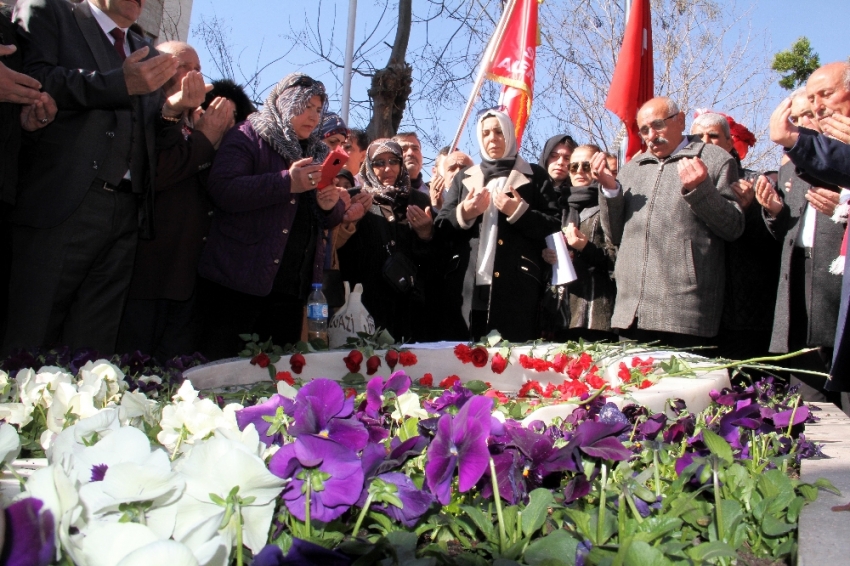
[[638, 112, 678, 137], [373, 158, 402, 168], [569, 161, 592, 173], [693, 132, 721, 140]]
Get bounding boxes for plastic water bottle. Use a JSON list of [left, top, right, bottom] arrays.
[[306, 283, 329, 343]]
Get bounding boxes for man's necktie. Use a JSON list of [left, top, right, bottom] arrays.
[[109, 28, 126, 62]]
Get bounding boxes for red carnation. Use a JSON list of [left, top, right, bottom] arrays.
[[639, 379, 653, 389], [399, 351, 418, 366], [275, 371, 294, 385], [518, 354, 534, 369], [566, 359, 583, 380], [385, 350, 399, 369], [470, 346, 489, 368], [518, 380, 543, 397], [543, 383, 557, 398], [344, 387, 357, 398], [485, 389, 509, 404], [439, 375, 461, 388], [250, 352, 270, 368], [491, 352, 507, 374], [366, 355, 381, 375], [577, 352, 593, 371], [618, 362, 632, 382], [558, 379, 589, 400], [551, 353, 569, 373], [418, 373, 434, 387], [289, 353, 306, 374], [586, 372, 606, 390], [454, 344, 474, 363], [531, 358, 553, 372]]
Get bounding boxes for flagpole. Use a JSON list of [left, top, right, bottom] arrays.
[[341, 0, 357, 124], [449, 0, 518, 152]]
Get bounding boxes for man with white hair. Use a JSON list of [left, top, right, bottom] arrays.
[[594, 96, 744, 347], [691, 112, 782, 362]]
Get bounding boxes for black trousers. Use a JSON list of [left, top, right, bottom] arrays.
[[4, 185, 138, 355], [116, 295, 197, 363]]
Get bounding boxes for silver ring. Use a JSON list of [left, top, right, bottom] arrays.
[[39, 118, 48, 124], [307, 173, 313, 181], [310, 179, 316, 186]]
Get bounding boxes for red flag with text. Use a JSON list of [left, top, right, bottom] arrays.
[[605, 0, 653, 160], [486, 0, 540, 148]]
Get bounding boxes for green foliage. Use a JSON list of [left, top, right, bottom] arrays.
[[772, 36, 821, 90]]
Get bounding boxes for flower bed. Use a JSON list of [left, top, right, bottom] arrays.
[[0, 342, 837, 566]]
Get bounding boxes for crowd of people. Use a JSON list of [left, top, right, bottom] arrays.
[[2, 0, 850, 406]]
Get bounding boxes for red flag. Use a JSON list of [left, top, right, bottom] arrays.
[[485, 0, 540, 148], [605, 0, 653, 161]]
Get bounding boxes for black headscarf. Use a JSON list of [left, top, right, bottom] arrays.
[[538, 134, 578, 171]]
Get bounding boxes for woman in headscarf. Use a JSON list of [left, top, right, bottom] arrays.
[[435, 109, 560, 342], [540, 143, 618, 342], [337, 139, 436, 342], [197, 73, 345, 358]]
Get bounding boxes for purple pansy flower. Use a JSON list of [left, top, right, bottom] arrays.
[[269, 435, 364, 523], [365, 371, 411, 419], [235, 394, 294, 446], [289, 379, 369, 451], [423, 382, 474, 415], [425, 395, 493, 505], [369, 472, 435, 527], [1, 497, 55, 566], [543, 419, 632, 475], [252, 538, 352, 566]]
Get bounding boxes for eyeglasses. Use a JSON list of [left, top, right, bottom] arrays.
[[638, 112, 678, 137], [693, 132, 721, 141], [373, 158, 402, 168], [569, 161, 592, 174]]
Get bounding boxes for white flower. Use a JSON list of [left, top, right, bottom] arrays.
[[16, 367, 73, 409], [0, 422, 21, 465], [391, 391, 428, 420], [24, 464, 83, 561], [172, 436, 285, 555], [117, 539, 199, 566], [156, 384, 240, 456], [119, 390, 159, 428], [78, 360, 127, 407], [0, 370, 11, 402], [0, 402, 33, 427], [173, 380, 200, 403], [276, 380, 298, 398], [46, 381, 99, 434]]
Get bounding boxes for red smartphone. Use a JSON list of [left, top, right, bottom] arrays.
[[317, 147, 349, 190]]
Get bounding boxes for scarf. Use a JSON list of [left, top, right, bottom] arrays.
[[248, 73, 329, 165], [475, 109, 518, 286], [360, 138, 412, 220], [559, 184, 600, 227]]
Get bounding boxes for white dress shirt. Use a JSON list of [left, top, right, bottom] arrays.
[[87, 1, 131, 58]]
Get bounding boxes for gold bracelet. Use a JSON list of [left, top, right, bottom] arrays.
[[161, 113, 181, 123]]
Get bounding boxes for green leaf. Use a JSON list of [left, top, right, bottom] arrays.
[[701, 429, 733, 463], [464, 380, 490, 394], [238, 333, 253, 341], [397, 417, 419, 442], [814, 477, 842, 496], [485, 330, 502, 347], [761, 513, 795, 536], [787, 496, 805, 524], [687, 541, 737, 562], [798, 483, 818, 502], [341, 372, 365, 386], [460, 505, 496, 543], [522, 488, 554, 538], [502, 505, 519, 541], [634, 516, 683, 543], [523, 530, 577, 566], [624, 540, 668, 566]]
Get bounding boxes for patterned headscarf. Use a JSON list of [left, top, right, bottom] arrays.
[[248, 73, 329, 164], [360, 138, 412, 219]]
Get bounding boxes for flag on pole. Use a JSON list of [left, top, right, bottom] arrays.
[[485, 0, 541, 148], [605, 0, 653, 161]]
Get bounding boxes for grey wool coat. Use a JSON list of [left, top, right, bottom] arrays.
[[601, 138, 744, 337]]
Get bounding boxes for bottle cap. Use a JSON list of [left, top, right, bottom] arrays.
[[312, 283, 322, 289]]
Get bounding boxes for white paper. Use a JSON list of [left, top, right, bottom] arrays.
[[546, 232, 577, 285]]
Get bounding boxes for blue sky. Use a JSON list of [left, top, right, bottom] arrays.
[[187, 0, 849, 163]]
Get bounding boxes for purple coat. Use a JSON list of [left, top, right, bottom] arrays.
[[198, 121, 344, 296]]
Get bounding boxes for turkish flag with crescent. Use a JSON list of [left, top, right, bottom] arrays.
[[486, 0, 540, 148], [605, 0, 654, 161]]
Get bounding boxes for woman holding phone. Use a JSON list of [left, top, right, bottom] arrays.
[[435, 109, 560, 342], [196, 73, 344, 357], [337, 139, 437, 342]]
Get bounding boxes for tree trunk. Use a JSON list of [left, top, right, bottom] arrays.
[[366, 0, 413, 140]]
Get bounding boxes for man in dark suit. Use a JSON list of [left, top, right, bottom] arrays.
[[5, 0, 179, 354]]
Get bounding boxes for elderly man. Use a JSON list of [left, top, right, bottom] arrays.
[[430, 150, 474, 211], [596, 97, 744, 347], [393, 131, 426, 193], [6, 0, 179, 354], [116, 41, 235, 360], [690, 112, 782, 362], [768, 61, 850, 396]]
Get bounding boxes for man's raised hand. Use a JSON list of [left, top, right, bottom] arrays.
[[123, 47, 178, 96], [0, 45, 42, 105], [163, 70, 212, 115]]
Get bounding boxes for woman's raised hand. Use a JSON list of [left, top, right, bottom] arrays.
[[564, 222, 588, 251], [494, 186, 522, 216], [316, 186, 340, 211], [407, 205, 434, 240], [289, 157, 323, 193], [460, 187, 490, 222]]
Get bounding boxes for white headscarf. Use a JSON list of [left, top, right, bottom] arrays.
[[475, 109, 518, 286]]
